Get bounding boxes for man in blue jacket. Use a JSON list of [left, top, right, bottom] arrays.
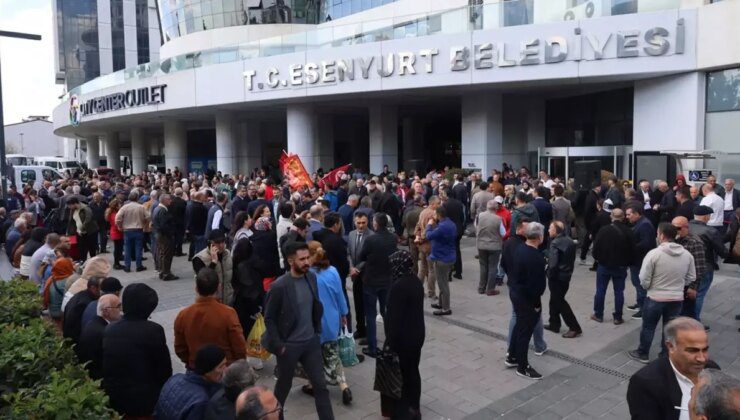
[[625, 204, 656, 319], [426, 206, 457, 316]]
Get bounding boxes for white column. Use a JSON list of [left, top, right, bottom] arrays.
[[215, 112, 238, 176], [238, 121, 262, 176], [315, 115, 335, 171], [164, 120, 187, 172], [369, 105, 398, 174], [287, 104, 316, 174], [86, 137, 100, 169], [99, 138, 106, 160], [130, 127, 147, 174], [461, 93, 503, 177], [105, 131, 121, 171]]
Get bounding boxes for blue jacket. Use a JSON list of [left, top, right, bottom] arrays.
[[312, 266, 349, 344], [338, 204, 355, 235], [155, 371, 221, 420], [426, 219, 457, 264], [632, 216, 656, 265]]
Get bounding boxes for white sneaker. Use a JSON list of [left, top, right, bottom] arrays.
[[376, 314, 384, 323], [534, 347, 548, 356]]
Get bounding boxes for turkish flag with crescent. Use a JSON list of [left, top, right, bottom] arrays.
[[319, 164, 352, 189]]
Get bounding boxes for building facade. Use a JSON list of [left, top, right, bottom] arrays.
[[4, 117, 65, 158], [52, 0, 740, 180]]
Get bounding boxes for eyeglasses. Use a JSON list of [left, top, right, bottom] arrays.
[[257, 401, 282, 419], [104, 304, 122, 310]]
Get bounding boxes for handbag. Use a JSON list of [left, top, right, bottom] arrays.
[[338, 327, 360, 367], [373, 345, 403, 400]]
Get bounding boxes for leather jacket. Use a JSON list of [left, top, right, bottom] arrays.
[[547, 233, 577, 282]]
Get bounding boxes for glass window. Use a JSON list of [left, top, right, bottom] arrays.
[[707, 68, 740, 112], [21, 170, 36, 184], [56, 0, 100, 90], [111, 0, 125, 71]]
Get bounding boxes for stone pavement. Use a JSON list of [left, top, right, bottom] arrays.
[[2, 237, 738, 419]]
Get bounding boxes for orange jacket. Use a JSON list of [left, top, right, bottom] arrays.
[[174, 296, 246, 368]]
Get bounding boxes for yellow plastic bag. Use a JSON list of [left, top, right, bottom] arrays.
[[246, 314, 271, 360]]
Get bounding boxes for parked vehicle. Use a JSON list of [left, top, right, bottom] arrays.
[[11, 165, 63, 190], [35, 156, 83, 177], [5, 154, 33, 167]]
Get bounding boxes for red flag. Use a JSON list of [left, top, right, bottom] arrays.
[[319, 164, 351, 189], [279, 151, 314, 190]]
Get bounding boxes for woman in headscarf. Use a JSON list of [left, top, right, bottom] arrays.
[[249, 216, 282, 281], [381, 250, 425, 420], [44, 256, 77, 329], [301, 241, 352, 405], [62, 255, 111, 312]]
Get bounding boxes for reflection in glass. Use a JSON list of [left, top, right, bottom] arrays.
[[56, 0, 100, 90], [707, 68, 740, 113]]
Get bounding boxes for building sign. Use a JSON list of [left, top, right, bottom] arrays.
[[688, 169, 713, 182], [70, 85, 167, 124], [244, 19, 685, 91]]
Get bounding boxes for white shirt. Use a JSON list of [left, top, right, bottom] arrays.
[[669, 358, 693, 420], [700, 193, 725, 226], [642, 190, 652, 210], [724, 191, 733, 211]]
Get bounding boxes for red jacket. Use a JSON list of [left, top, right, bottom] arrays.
[[496, 207, 512, 241], [109, 211, 123, 240]]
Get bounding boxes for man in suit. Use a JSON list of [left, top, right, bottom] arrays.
[[77, 294, 122, 379], [531, 187, 553, 249], [261, 242, 333, 420], [627, 317, 719, 420], [306, 205, 324, 241], [440, 188, 466, 279], [719, 178, 740, 235], [348, 212, 373, 341]]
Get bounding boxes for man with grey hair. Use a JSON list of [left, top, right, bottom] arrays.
[[116, 190, 150, 272], [507, 222, 547, 380], [236, 386, 281, 420], [700, 184, 725, 231], [475, 199, 506, 296], [628, 317, 719, 419], [77, 294, 122, 379], [153, 194, 178, 281], [719, 178, 740, 235], [306, 204, 324, 241], [690, 369, 740, 420], [204, 360, 257, 420], [591, 208, 634, 325]]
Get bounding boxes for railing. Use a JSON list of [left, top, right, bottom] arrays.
[[62, 0, 688, 100]]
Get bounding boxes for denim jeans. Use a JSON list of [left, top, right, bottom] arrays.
[[637, 297, 682, 357], [694, 271, 714, 322], [507, 302, 546, 352], [123, 229, 144, 269], [151, 231, 159, 270], [629, 264, 647, 309], [593, 265, 627, 320], [363, 285, 388, 354]]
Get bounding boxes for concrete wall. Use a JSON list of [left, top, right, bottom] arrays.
[[4, 120, 64, 158]]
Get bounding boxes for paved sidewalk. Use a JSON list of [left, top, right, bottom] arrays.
[[3, 238, 738, 419]]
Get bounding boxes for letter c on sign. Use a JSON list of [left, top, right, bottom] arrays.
[[267, 68, 280, 88]]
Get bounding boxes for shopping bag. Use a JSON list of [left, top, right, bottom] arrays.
[[246, 314, 271, 360], [373, 345, 403, 399], [338, 327, 360, 367]]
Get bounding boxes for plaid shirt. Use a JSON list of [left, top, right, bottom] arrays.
[[676, 233, 706, 288]]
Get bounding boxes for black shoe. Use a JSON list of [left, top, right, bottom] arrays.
[[735, 314, 740, 321], [353, 331, 366, 340], [543, 324, 560, 333], [627, 350, 649, 364], [453, 273, 462, 280], [301, 385, 314, 397], [588, 266, 598, 272], [627, 304, 640, 311], [516, 365, 543, 380], [431, 303, 442, 309], [342, 388, 353, 405], [361, 347, 377, 358], [162, 274, 179, 281], [357, 338, 368, 346], [504, 356, 517, 368], [123, 267, 131, 273], [136, 266, 147, 272], [113, 263, 124, 270], [632, 311, 642, 319], [613, 318, 624, 325], [433, 309, 452, 316], [141, 257, 148, 261], [704, 325, 711, 331], [356, 354, 365, 363]]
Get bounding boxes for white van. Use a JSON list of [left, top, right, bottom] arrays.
[[35, 156, 83, 177], [12, 166, 64, 190], [6, 154, 32, 167]]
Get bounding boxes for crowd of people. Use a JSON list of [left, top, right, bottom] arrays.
[[1, 163, 739, 419]]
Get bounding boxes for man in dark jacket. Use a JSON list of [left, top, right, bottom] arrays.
[[591, 208, 634, 324], [580, 182, 602, 263], [89, 192, 108, 254], [63, 277, 102, 344], [544, 221, 581, 338], [153, 194, 178, 281], [155, 344, 226, 420], [676, 188, 696, 221], [441, 188, 465, 279], [532, 187, 553, 249], [231, 185, 251, 218], [625, 204, 657, 318], [170, 189, 187, 256], [506, 221, 547, 380], [103, 283, 172, 417], [77, 294, 122, 379], [204, 360, 257, 420], [689, 206, 729, 324], [627, 317, 718, 420], [313, 212, 352, 329], [358, 212, 398, 357], [261, 242, 333, 420], [186, 191, 209, 260]]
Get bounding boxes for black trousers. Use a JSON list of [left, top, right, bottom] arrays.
[[395, 348, 422, 419], [113, 239, 124, 265], [548, 278, 582, 332], [352, 275, 366, 336], [275, 336, 333, 420], [510, 297, 539, 370], [173, 228, 184, 255], [579, 231, 593, 260], [97, 227, 108, 253], [77, 233, 97, 260], [454, 234, 463, 276]]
